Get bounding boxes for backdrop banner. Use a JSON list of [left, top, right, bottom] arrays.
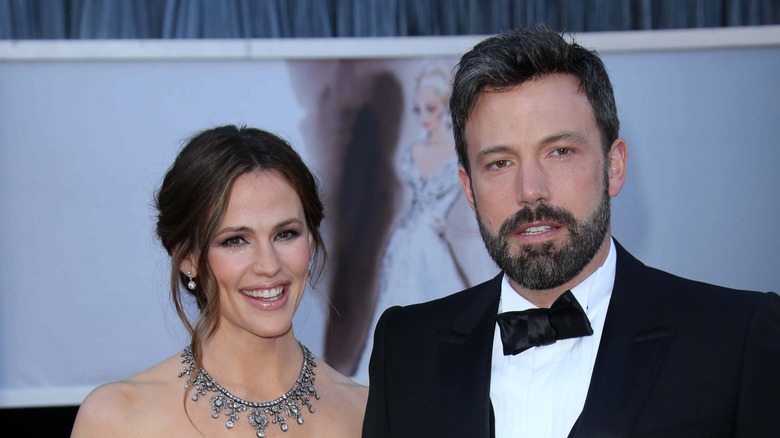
[[1, 31, 778, 406]]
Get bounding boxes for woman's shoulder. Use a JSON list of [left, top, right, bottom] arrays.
[[71, 352, 186, 437], [317, 357, 369, 404], [310, 357, 368, 435], [72, 380, 142, 435]]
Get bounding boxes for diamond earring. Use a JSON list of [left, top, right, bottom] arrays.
[[186, 271, 196, 290]]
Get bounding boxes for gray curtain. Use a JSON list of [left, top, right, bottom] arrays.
[[1, 0, 779, 39]]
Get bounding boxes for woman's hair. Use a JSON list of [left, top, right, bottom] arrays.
[[153, 124, 326, 372], [414, 61, 455, 129], [415, 62, 453, 101]]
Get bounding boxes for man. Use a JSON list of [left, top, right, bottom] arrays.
[[361, 25, 780, 437]]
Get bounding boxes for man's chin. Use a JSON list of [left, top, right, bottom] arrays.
[[505, 269, 565, 292], [512, 239, 559, 257]]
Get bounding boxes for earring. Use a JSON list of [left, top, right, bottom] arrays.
[[186, 271, 196, 290]]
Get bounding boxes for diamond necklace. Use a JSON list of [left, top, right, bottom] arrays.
[[178, 341, 320, 437]]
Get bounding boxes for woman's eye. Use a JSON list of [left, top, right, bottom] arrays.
[[276, 229, 301, 241], [220, 236, 247, 248]]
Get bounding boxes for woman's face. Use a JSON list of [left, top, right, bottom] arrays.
[[206, 170, 313, 340], [413, 87, 446, 133]]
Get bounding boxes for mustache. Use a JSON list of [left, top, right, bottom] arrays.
[[498, 203, 578, 238]]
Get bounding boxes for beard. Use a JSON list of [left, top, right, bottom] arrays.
[[476, 189, 611, 291]]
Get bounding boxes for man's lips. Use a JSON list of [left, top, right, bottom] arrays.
[[499, 204, 578, 239], [516, 223, 561, 236]]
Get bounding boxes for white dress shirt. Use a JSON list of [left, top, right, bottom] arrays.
[[490, 238, 616, 438]]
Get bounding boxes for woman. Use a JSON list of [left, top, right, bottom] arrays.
[[352, 61, 491, 383], [71, 125, 367, 437]]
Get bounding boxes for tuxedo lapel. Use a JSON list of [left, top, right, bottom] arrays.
[[571, 242, 674, 437], [437, 273, 501, 438]]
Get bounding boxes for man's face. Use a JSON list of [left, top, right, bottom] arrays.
[[459, 73, 626, 293]]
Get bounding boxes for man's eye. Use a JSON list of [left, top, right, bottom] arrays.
[[552, 147, 571, 156], [491, 159, 510, 169]]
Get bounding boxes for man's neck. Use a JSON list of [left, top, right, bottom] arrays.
[[509, 235, 612, 308]]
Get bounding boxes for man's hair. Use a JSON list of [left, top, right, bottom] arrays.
[[450, 24, 619, 175]]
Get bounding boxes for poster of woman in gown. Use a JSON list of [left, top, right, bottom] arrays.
[[348, 59, 496, 383], [288, 57, 498, 382]]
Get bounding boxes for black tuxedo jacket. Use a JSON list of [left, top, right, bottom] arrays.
[[361, 240, 780, 437]]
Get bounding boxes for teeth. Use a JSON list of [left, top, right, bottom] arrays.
[[241, 286, 283, 299], [522, 226, 552, 235]]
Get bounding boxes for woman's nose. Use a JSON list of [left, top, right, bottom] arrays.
[[250, 243, 282, 276]]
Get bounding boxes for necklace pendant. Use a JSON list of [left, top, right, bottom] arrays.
[[248, 408, 268, 436]]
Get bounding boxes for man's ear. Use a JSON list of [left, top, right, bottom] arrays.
[[458, 166, 477, 214], [607, 138, 628, 197]]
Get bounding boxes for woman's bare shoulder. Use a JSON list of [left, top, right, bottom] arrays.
[[306, 358, 368, 437], [316, 357, 368, 411], [71, 352, 186, 437]]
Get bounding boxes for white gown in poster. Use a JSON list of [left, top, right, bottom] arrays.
[[352, 61, 498, 383]]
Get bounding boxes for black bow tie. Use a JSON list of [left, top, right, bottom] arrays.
[[496, 290, 594, 356]]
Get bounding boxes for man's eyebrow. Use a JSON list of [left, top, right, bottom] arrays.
[[541, 131, 588, 145], [475, 145, 511, 162]]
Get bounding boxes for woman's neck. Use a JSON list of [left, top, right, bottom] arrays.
[[198, 329, 303, 400]]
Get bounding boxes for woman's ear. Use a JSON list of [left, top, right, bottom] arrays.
[[308, 235, 316, 271], [179, 257, 197, 277]]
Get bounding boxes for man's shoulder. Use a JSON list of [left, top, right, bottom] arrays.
[[615, 240, 777, 306], [405, 273, 499, 309], [378, 273, 501, 328]]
